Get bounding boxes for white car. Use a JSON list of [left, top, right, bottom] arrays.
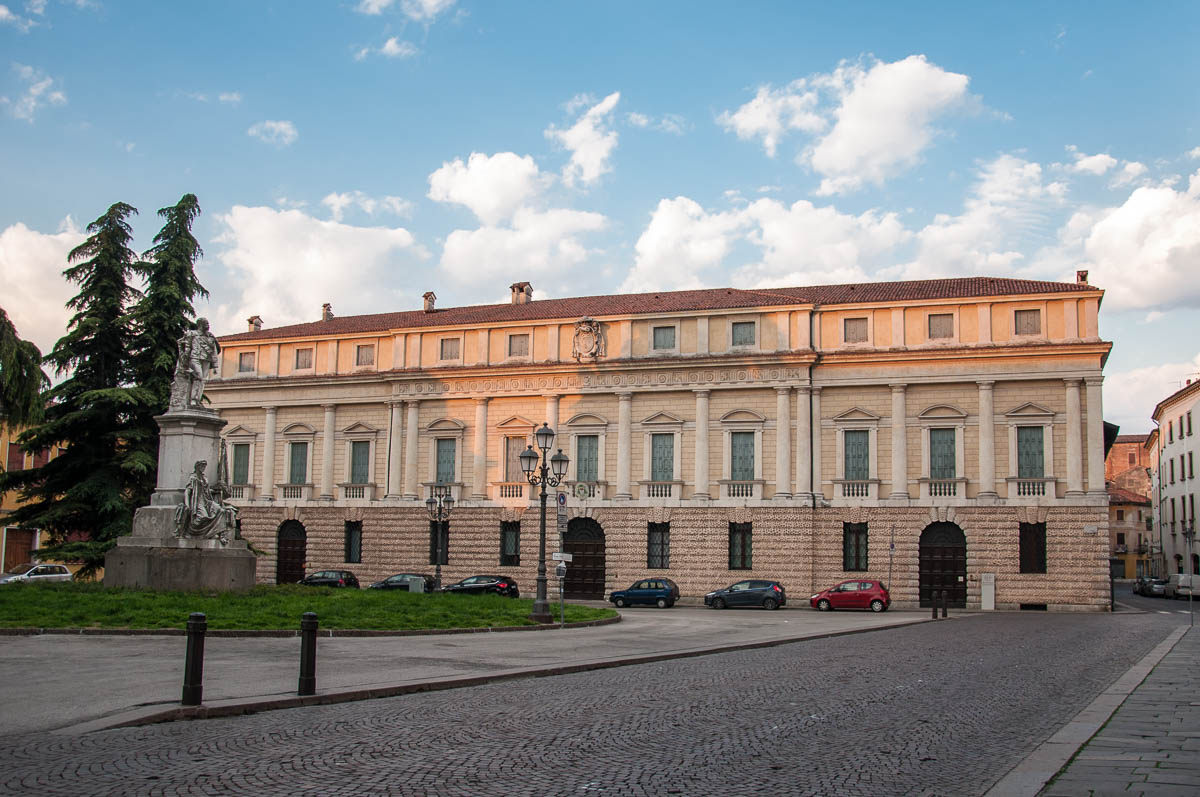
[[0, 563, 73, 584]]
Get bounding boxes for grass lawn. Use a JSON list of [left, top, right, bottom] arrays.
[[0, 582, 616, 631]]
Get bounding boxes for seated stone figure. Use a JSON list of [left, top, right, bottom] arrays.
[[175, 459, 237, 544]]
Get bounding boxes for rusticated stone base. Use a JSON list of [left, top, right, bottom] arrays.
[[104, 541, 257, 591]]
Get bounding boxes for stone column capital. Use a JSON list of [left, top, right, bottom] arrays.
[[616, 391, 633, 402], [692, 388, 711, 397], [811, 385, 822, 395], [889, 383, 907, 393], [474, 396, 490, 406], [1084, 376, 1105, 387], [263, 405, 278, 413], [775, 386, 792, 396], [1064, 377, 1083, 387], [405, 399, 421, 409], [795, 384, 811, 395], [976, 380, 995, 390], [322, 403, 337, 411]]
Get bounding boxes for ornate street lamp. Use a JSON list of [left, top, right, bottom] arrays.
[[425, 482, 454, 590], [521, 422, 569, 623]]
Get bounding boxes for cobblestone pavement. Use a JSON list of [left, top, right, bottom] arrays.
[[0, 611, 1180, 797]]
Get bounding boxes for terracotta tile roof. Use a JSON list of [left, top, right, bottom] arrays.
[[1108, 485, 1151, 505], [1114, 434, 1149, 444], [218, 276, 1098, 342]]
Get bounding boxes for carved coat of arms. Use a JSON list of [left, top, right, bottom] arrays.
[[572, 317, 605, 362]]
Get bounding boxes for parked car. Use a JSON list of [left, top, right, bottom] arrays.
[[1146, 578, 1168, 598], [1165, 574, 1195, 600], [441, 575, 519, 597], [1132, 576, 1153, 596], [609, 578, 680, 608], [704, 580, 786, 610], [299, 569, 360, 588], [810, 579, 891, 612], [0, 563, 73, 584], [368, 573, 435, 593]]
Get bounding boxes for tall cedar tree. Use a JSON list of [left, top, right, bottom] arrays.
[[128, 194, 208, 509], [0, 203, 156, 575], [0, 307, 48, 427]]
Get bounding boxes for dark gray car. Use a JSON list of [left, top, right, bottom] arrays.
[[704, 579, 786, 610]]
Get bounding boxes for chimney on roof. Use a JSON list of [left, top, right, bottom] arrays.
[[1076, 269, 1089, 285], [423, 291, 437, 312], [321, 303, 334, 321], [247, 315, 262, 332], [510, 281, 533, 305]]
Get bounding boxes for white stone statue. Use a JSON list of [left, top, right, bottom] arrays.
[[169, 318, 220, 411], [174, 458, 237, 544]]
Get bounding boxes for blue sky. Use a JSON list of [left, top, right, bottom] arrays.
[[2, 1, 1199, 433]]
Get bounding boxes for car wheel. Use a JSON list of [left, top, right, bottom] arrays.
[[656, 597, 668, 609], [712, 597, 726, 610], [870, 599, 885, 612], [762, 597, 778, 611], [614, 597, 627, 608], [817, 598, 831, 611]]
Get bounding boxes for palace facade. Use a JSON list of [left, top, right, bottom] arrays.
[[209, 274, 1112, 610]]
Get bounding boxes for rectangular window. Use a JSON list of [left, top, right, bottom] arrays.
[[1189, 411, 1193, 436], [288, 442, 308, 484], [651, 433, 674, 481], [843, 522, 868, 571], [844, 429, 870, 481], [731, 321, 756, 346], [729, 522, 752, 570], [1016, 426, 1044, 479], [436, 438, 456, 483], [730, 431, 755, 481], [429, 520, 448, 566], [32, 449, 49, 468], [500, 521, 520, 566], [1191, 494, 1196, 521], [1170, 424, 1175, 444], [294, 348, 313, 369], [1128, 452, 1136, 465], [928, 313, 954, 340], [1171, 460, 1176, 483], [344, 521, 362, 564], [576, 435, 599, 482], [1190, 452, 1195, 479], [355, 345, 375, 367], [648, 522, 670, 569], [652, 326, 676, 350], [1019, 522, 1047, 573], [238, 352, 255, 372], [1116, 532, 1126, 546], [231, 443, 250, 485], [1116, 509, 1125, 521], [507, 334, 529, 358], [844, 317, 868, 343], [1183, 456, 1188, 482], [5, 442, 23, 472], [1014, 309, 1041, 336], [349, 440, 370, 484], [504, 436, 525, 482], [439, 338, 460, 361], [929, 428, 956, 480]]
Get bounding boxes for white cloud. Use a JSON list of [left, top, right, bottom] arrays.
[[545, 92, 621, 187], [626, 112, 649, 128], [1189, 146, 1200, 160], [0, 4, 34, 31], [355, 0, 455, 19], [25, 0, 45, 14], [321, 190, 413, 222], [247, 120, 298, 147], [211, 206, 418, 332], [427, 152, 546, 225], [380, 37, 418, 58], [717, 80, 824, 158], [626, 111, 686, 135], [1141, 311, 1164, 324], [0, 218, 83, 355], [1064, 145, 1117, 175], [622, 197, 746, 292], [1111, 161, 1147, 187], [1104, 352, 1200, 433], [356, 0, 393, 12], [1, 63, 66, 121], [218, 91, 242, 104]]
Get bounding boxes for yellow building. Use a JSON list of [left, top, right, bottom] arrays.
[[209, 274, 1112, 610], [1, 420, 50, 571]]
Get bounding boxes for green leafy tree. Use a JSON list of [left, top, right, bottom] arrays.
[[0, 202, 155, 575], [0, 307, 48, 427]]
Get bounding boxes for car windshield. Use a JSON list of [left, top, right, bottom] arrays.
[[6, 563, 33, 575]]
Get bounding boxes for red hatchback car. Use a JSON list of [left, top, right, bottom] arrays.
[[811, 579, 891, 612]]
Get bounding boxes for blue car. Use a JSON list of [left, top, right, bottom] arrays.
[[609, 578, 680, 608]]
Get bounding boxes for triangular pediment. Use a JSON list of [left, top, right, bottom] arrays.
[[833, 407, 881, 422], [280, 422, 315, 435], [224, 424, 255, 438], [566, 412, 608, 426], [1005, 402, 1054, 418], [426, 417, 466, 432], [641, 411, 684, 425], [719, 409, 766, 423], [340, 422, 379, 435], [496, 415, 536, 429], [918, 404, 967, 420]]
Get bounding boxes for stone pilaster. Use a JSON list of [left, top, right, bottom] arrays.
[[1065, 378, 1084, 496], [775, 387, 791, 499], [811, 386, 823, 498], [473, 397, 489, 499], [795, 385, 812, 498], [977, 381, 997, 498], [320, 403, 336, 500], [261, 406, 277, 502], [616, 392, 633, 499], [890, 383, 908, 499], [386, 400, 404, 498], [404, 400, 420, 499], [1086, 376, 1106, 495], [694, 389, 710, 500]]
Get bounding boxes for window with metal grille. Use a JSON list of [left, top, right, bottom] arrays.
[[576, 435, 598, 482], [648, 522, 670, 569], [729, 522, 752, 570], [731, 431, 755, 481], [504, 436, 525, 481], [355, 345, 375, 367], [928, 313, 954, 339], [435, 439, 456, 483], [349, 440, 370, 484], [652, 326, 676, 350], [929, 428, 955, 479], [288, 442, 308, 484], [500, 521, 520, 566], [651, 433, 674, 481], [508, 334, 529, 357], [1019, 522, 1047, 573], [843, 522, 868, 571], [439, 338, 460, 360], [231, 444, 250, 484], [731, 322, 756, 346], [344, 521, 362, 563], [1014, 309, 1041, 335], [429, 520, 448, 566], [238, 352, 255, 372], [1016, 426, 1044, 478], [295, 348, 313, 369], [844, 430, 869, 481], [844, 317, 868, 343]]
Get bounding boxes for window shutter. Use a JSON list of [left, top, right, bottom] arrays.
[[929, 428, 956, 479], [844, 430, 869, 481], [289, 442, 308, 484], [504, 437, 524, 482], [928, 314, 954, 339], [652, 326, 675, 350], [844, 318, 868, 343], [731, 322, 755, 346], [651, 434, 674, 481], [576, 435, 598, 482], [350, 440, 370, 484], [436, 439, 456, 483], [1017, 426, 1044, 478], [731, 432, 755, 481], [232, 444, 250, 485]]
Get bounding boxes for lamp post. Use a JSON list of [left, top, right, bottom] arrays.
[[520, 422, 569, 623], [425, 482, 454, 590], [1183, 520, 1195, 628]]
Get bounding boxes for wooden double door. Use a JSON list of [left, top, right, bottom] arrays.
[[562, 518, 606, 600], [276, 521, 307, 584], [919, 522, 967, 608]]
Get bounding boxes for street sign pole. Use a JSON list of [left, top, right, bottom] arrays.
[[555, 562, 568, 626]]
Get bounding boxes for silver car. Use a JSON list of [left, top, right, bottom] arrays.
[[0, 563, 73, 584]]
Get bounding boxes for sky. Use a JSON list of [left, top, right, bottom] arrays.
[[1, 1, 1199, 434]]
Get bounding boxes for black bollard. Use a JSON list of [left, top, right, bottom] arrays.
[[940, 589, 949, 618], [298, 611, 318, 696], [182, 612, 207, 706], [931, 591, 940, 619]]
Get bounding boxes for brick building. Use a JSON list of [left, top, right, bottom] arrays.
[[209, 274, 1112, 611]]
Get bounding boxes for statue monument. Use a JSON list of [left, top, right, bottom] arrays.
[[104, 318, 257, 591]]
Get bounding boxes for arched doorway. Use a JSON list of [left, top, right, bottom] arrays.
[[563, 517, 606, 599], [276, 520, 307, 584], [919, 522, 967, 608]]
